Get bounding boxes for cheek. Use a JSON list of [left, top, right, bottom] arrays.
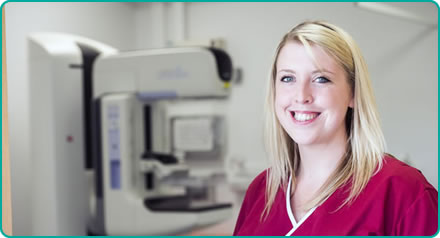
[[274, 86, 291, 109], [274, 97, 284, 118], [274, 94, 289, 122], [320, 90, 351, 118]]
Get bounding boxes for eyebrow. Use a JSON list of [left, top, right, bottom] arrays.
[[277, 69, 295, 74], [277, 69, 335, 75]]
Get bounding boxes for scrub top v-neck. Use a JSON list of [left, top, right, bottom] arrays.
[[233, 155, 438, 236], [284, 176, 317, 236]]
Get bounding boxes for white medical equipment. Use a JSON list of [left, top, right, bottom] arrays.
[[88, 47, 233, 235], [28, 33, 116, 236], [28, 33, 233, 236]]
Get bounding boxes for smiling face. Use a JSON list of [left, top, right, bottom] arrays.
[[274, 41, 353, 147]]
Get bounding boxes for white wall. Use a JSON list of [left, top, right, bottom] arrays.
[[182, 2, 438, 189], [5, 2, 135, 235]]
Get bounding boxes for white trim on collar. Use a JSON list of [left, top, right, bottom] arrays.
[[285, 175, 317, 236]]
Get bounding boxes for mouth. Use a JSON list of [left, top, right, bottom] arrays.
[[290, 111, 321, 123]]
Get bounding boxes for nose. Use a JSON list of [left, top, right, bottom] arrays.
[[294, 81, 313, 104]]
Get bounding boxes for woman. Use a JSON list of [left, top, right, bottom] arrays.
[[233, 21, 438, 236]]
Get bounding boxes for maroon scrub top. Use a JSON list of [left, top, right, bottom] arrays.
[[233, 155, 438, 236]]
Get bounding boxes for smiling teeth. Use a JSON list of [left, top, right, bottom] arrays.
[[294, 113, 318, 122]]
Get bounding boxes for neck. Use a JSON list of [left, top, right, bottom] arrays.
[[296, 133, 348, 183]]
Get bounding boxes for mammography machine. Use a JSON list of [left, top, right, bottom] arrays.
[[28, 33, 233, 235], [88, 47, 233, 235]]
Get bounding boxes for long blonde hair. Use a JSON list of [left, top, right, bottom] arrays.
[[263, 21, 386, 218]]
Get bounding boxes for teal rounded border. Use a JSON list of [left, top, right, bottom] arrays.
[[0, 1, 438, 237]]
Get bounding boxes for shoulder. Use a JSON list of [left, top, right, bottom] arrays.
[[242, 170, 268, 201], [248, 170, 268, 190], [372, 155, 438, 235], [233, 169, 269, 235], [373, 154, 436, 193], [241, 169, 271, 208], [365, 154, 437, 213]]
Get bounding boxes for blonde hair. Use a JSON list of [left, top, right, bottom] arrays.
[[263, 21, 386, 218]]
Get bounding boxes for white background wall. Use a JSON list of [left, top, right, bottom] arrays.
[[5, 2, 438, 235]]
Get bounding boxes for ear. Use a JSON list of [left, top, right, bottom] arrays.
[[349, 98, 354, 108]]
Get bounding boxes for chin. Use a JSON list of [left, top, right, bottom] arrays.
[[293, 140, 316, 146], [289, 134, 317, 146]]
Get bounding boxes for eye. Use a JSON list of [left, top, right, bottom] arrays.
[[280, 76, 295, 83], [314, 76, 330, 83]]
